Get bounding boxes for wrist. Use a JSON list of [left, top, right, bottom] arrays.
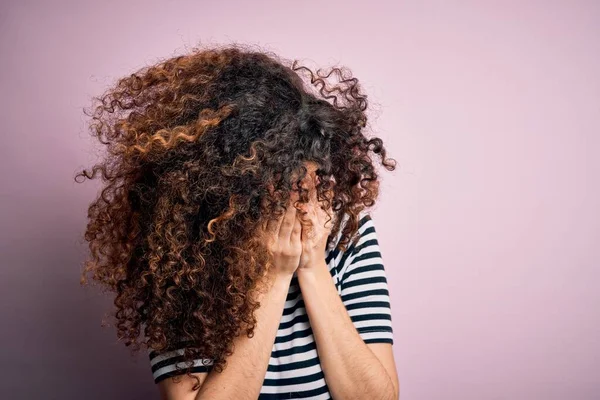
[[269, 269, 295, 285], [258, 268, 294, 291], [297, 259, 329, 276]]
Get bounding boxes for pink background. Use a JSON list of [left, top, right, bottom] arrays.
[[1, 1, 598, 399]]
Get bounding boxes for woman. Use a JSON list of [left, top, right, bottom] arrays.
[[76, 43, 399, 399]]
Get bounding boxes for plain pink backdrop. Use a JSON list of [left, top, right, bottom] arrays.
[[1, 1, 598, 399]]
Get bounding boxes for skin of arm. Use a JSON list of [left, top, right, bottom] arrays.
[[159, 271, 294, 400], [296, 261, 400, 400]]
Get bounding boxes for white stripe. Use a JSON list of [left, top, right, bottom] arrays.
[[360, 330, 394, 342], [341, 279, 388, 297], [343, 293, 390, 306], [353, 318, 393, 330]]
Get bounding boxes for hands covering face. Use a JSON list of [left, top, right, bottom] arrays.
[[294, 166, 334, 271], [260, 163, 335, 273]]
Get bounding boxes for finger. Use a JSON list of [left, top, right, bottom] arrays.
[[262, 182, 279, 235], [307, 196, 318, 225], [278, 197, 297, 241], [264, 213, 280, 236], [299, 207, 316, 241], [301, 216, 315, 242], [264, 201, 284, 236], [273, 204, 286, 235], [291, 213, 301, 244]]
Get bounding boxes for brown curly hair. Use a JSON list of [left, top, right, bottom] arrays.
[[75, 42, 396, 389]]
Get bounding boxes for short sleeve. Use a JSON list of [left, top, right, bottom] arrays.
[[148, 345, 214, 384], [339, 212, 394, 345]]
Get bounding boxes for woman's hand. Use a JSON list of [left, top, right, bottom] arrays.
[[258, 195, 303, 279], [296, 175, 334, 271]]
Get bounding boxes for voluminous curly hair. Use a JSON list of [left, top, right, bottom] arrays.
[[76, 42, 396, 389]]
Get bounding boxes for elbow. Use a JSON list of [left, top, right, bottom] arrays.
[[393, 380, 400, 400], [386, 377, 399, 400], [393, 378, 400, 400]]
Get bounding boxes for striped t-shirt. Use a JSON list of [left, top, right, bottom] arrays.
[[148, 210, 394, 399]]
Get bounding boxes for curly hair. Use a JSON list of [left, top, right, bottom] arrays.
[[75, 42, 396, 389]]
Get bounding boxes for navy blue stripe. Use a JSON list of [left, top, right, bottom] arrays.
[[341, 288, 389, 302], [344, 300, 391, 311], [358, 326, 393, 334], [342, 274, 387, 289], [350, 313, 392, 323], [364, 337, 394, 345]]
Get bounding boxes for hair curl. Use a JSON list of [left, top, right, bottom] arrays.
[[75, 42, 396, 389]]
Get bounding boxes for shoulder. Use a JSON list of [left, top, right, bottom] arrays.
[[330, 209, 373, 247], [345, 209, 378, 250], [329, 209, 379, 270]]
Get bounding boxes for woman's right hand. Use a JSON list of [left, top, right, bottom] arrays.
[[259, 195, 303, 279]]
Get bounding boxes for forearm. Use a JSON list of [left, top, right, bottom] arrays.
[[297, 261, 397, 400], [195, 272, 292, 400]]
